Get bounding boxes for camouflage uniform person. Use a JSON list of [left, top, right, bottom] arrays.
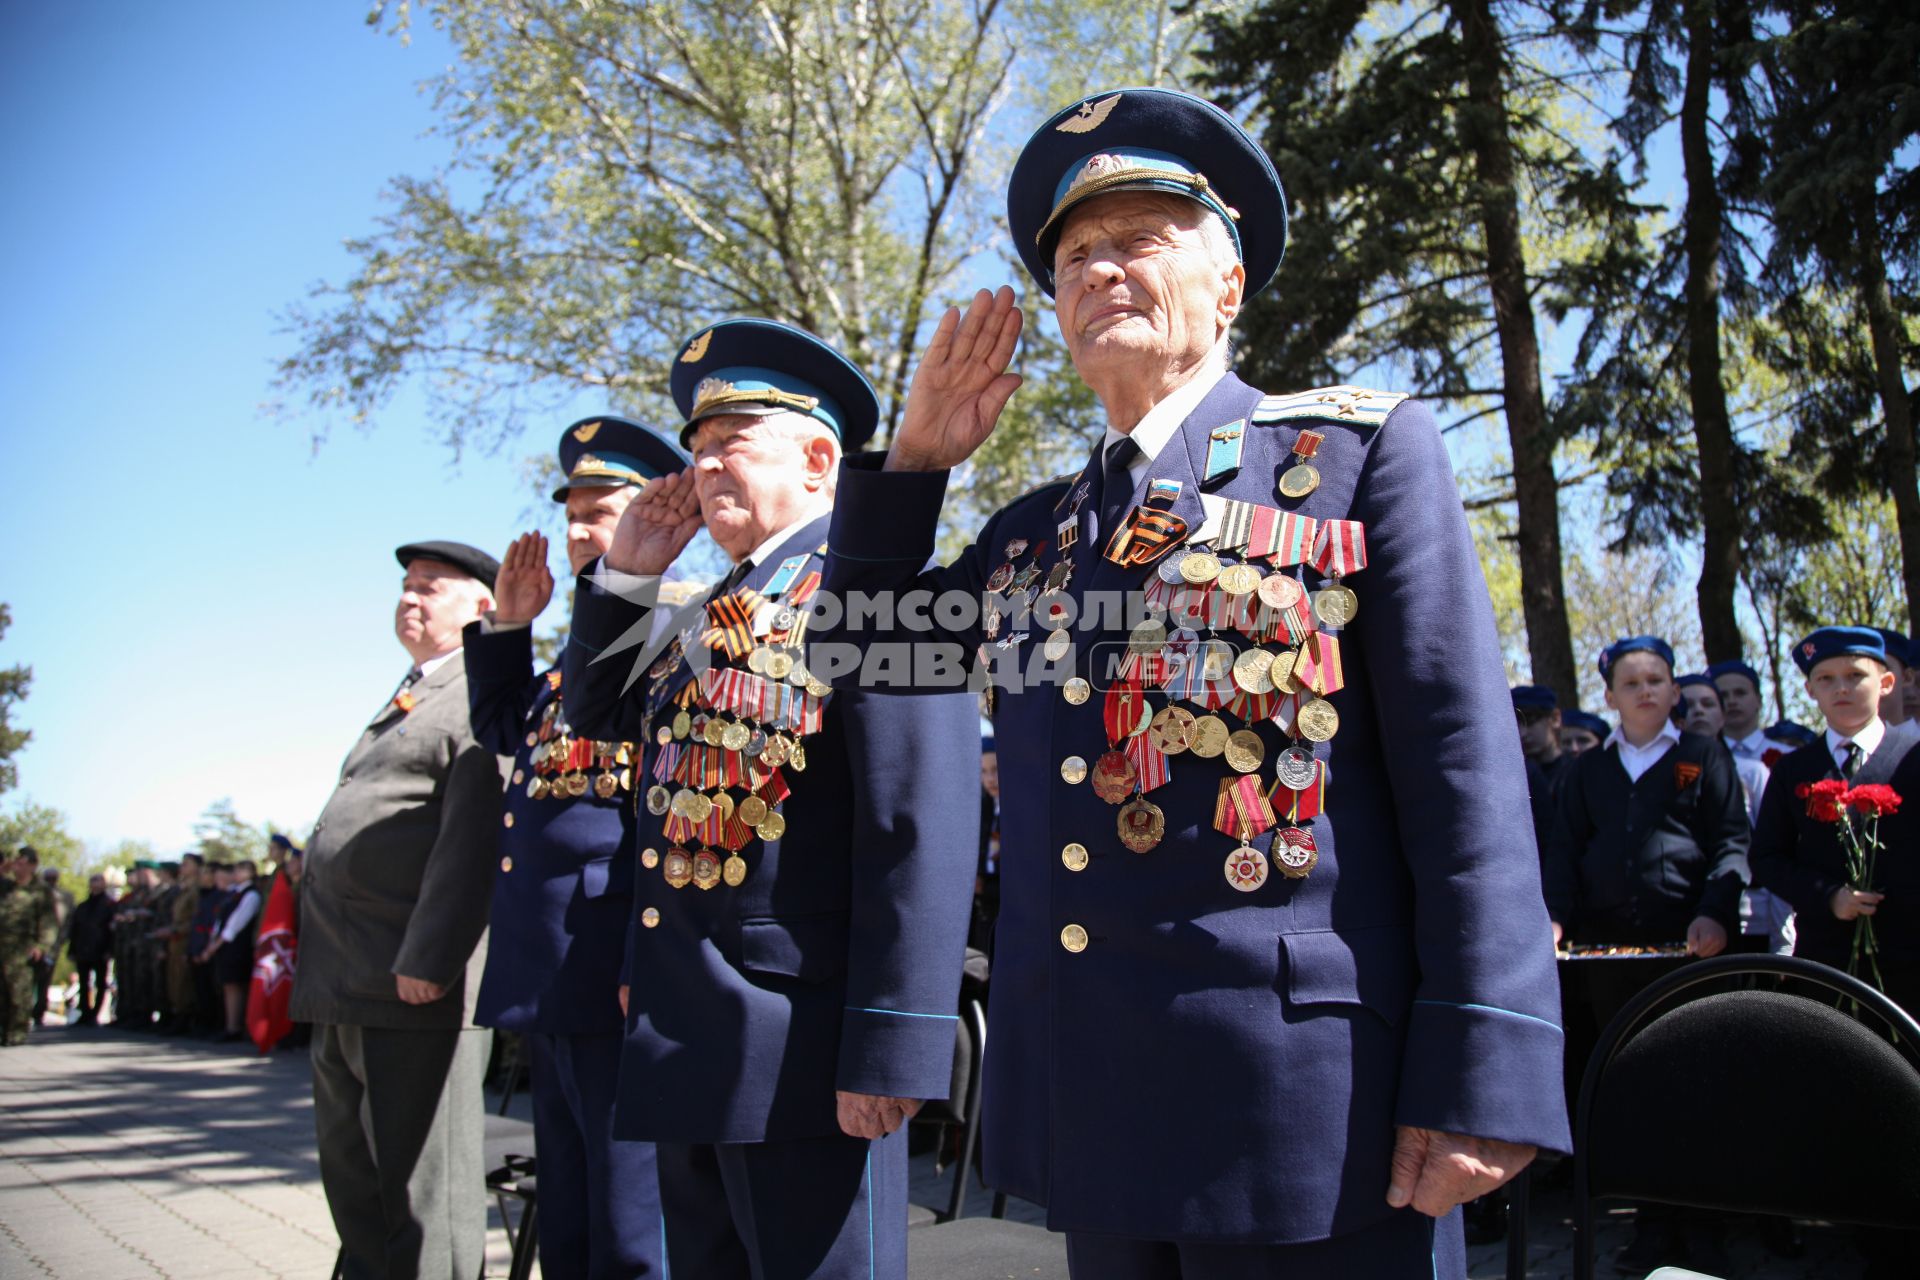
[[1, 849, 58, 1046], [165, 856, 202, 1031], [111, 862, 157, 1026], [141, 863, 181, 1027]]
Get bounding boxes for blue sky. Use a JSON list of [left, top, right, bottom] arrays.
[[0, 7, 610, 853]]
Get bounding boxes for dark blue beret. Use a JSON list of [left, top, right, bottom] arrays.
[[395, 541, 500, 592], [1768, 719, 1819, 747], [1598, 635, 1676, 680], [1006, 87, 1287, 299], [1704, 659, 1763, 692], [1562, 709, 1611, 738], [981, 733, 997, 754], [553, 416, 688, 502], [1675, 673, 1717, 693], [1793, 626, 1888, 675], [1869, 627, 1913, 668], [1510, 685, 1557, 711], [669, 319, 879, 453]]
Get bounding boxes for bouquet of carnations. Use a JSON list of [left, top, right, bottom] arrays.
[[1795, 778, 1902, 991]]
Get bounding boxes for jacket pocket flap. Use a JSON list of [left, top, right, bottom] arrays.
[[739, 913, 849, 983], [1280, 925, 1416, 1026]]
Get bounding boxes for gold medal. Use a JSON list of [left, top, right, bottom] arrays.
[[755, 811, 788, 841], [1060, 755, 1089, 785], [1231, 648, 1276, 695], [1218, 563, 1263, 596], [1179, 550, 1222, 584], [805, 675, 832, 698], [1189, 715, 1230, 758], [1297, 698, 1340, 742], [1061, 842, 1089, 871], [594, 772, 619, 799], [1117, 796, 1166, 853], [567, 772, 591, 797], [766, 651, 796, 679], [721, 721, 752, 753], [1257, 573, 1303, 611], [646, 785, 671, 816], [684, 791, 715, 823], [762, 734, 791, 767], [747, 646, 771, 674], [1269, 647, 1299, 694], [1091, 750, 1137, 803], [1043, 629, 1072, 662], [1199, 638, 1236, 683], [703, 717, 728, 746], [1224, 843, 1270, 892], [1278, 463, 1320, 499], [663, 849, 693, 889], [711, 791, 735, 822], [737, 794, 769, 827], [1147, 705, 1197, 755], [1312, 585, 1358, 627], [788, 661, 811, 688], [1063, 677, 1092, 705], [1225, 728, 1266, 773], [1128, 618, 1169, 656], [621, 767, 634, 791], [722, 855, 748, 887], [691, 850, 722, 890], [789, 740, 807, 772], [656, 724, 674, 746], [671, 710, 692, 740]]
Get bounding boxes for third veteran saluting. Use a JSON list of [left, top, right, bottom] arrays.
[[819, 88, 1570, 1276], [560, 320, 980, 1279]]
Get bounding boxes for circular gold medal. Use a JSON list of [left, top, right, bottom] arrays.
[[529, 777, 550, 801], [641, 848, 661, 870], [1268, 647, 1300, 693], [1060, 755, 1089, 785], [1279, 463, 1321, 499], [1044, 629, 1072, 662], [805, 676, 832, 698], [594, 772, 619, 800], [568, 772, 591, 797], [1225, 728, 1266, 773], [691, 851, 722, 890], [787, 661, 811, 688], [761, 735, 791, 767], [754, 811, 788, 842], [711, 791, 735, 822], [1218, 564, 1263, 596], [1091, 750, 1137, 804], [1063, 677, 1092, 705], [737, 794, 769, 827], [1128, 618, 1169, 656], [1189, 715, 1230, 758], [671, 710, 692, 740], [656, 725, 674, 747], [1148, 705, 1197, 755], [722, 855, 748, 887], [1117, 796, 1166, 853], [1297, 698, 1340, 742], [766, 651, 796, 680], [1312, 585, 1358, 627], [668, 787, 694, 818], [721, 721, 751, 753], [747, 647, 771, 674], [1232, 648, 1276, 695], [684, 791, 714, 823], [1257, 573, 1304, 612], [1225, 844, 1270, 892], [1060, 924, 1089, 953], [703, 717, 728, 747], [1199, 639, 1236, 683], [1179, 550, 1222, 584], [1061, 842, 1090, 871], [663, 850, 693, 889]]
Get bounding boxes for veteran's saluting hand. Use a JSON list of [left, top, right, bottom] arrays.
[[885, 285, 1024, 473], [604, 466, 704, 575], [493, 532, 555, 627]]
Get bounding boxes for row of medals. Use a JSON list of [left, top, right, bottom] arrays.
[[1051, 541, 1356, 893], [522, 697, 633, 801], [635, 637, 827, 891]]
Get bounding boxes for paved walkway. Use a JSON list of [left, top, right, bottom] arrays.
[[0, 1022, 1871, 1278]]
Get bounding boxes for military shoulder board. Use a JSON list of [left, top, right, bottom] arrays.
[[1249, 386, 1409, 431]]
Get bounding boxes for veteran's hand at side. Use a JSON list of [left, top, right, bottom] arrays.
[[836, 1090, 923, 1139], [396, 974, 448, 1005], [1386, 1126, 1535, 1217]]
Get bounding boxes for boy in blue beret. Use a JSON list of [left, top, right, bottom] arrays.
[[1512, 685, 1573, 794], [1558, 708, 1608, 756]]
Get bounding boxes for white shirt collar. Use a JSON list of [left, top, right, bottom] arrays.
[[1729, 728, 1772, 755], [414, 649, 460, 681], [740, 506, 831, 574], [1604, 720, 1682, 782], [1826, 718, 1885, 764], [1101, 364, 1229, 489]]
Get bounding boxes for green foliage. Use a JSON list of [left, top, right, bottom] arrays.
[[0, 604, 32, 796], [192, 798, 270, 867], [0, 799, 84, 875]]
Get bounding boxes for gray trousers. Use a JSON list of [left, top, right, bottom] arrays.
[[312, 1023, 490, 1280]]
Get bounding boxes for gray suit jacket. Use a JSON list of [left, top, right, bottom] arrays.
[[291, 650, 507, 1029]]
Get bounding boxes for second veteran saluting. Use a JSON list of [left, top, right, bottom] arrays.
[[464, 417, 688, 1280], [560, 320, 980, 1280], [820, 89, 1570, 1275]]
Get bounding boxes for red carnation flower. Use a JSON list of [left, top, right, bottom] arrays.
[[1762, 748, 1784, 768], [1801, 778, 1850, 823], [1843, 784, 1902, 819]]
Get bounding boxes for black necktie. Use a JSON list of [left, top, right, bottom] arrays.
[[1095, 436, 1143, 541], [398, 667, 423, 694], [714, 558, 753, 597], [1841, 742, 1862, 779]]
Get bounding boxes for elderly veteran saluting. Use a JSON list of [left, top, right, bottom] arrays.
[[464, 418, 688, 1280], [559, 320, 980, 1280], [295, 541, 507, 1280], [819, 88, 1569, 1276]]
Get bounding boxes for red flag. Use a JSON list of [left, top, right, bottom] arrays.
[[246, 873, 298, 1055]]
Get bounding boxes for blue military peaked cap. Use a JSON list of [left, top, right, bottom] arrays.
[[1598, 635, 1676, 680], [1562, 708, 1611, 738], [1510, 685, 1557, 711], [1007, 87, 1288, 299], [1792, 626, 1888, 675], [1704, 658, 1763, 692], [552, 416, 688, 502], [669, 319, 880, 453]]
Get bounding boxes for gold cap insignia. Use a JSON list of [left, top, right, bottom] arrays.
[[577, 452, 604, 470], [681, 330, 713, 363], [1056, 94, 1121, 135], [572, 420, 601, 443], [1068, 153, 1131, 193]]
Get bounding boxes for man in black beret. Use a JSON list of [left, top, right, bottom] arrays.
[[293, 540, 508, 1280]]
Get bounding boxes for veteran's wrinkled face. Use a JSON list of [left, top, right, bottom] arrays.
[[687, 412, 838, 562], [1051, 191, 1242, 405], [394, 558, 491, 663], [564, 484, 640, 576]]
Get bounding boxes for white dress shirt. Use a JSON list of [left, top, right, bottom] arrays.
[[1604, 720, 1683, 784], [1102, 365, 1228, 490], [1825, 718, 1886, 774]]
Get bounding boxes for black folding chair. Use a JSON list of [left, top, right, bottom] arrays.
[[910, 996, 989, 1223], [484, 1113, 540, 1280], [1570, 953, 1920, 1280]]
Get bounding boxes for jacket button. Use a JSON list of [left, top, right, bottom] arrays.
[[641, 848, 660, 870], [1060, 756, 1088, 785], [500, 857, 513, 873], [503, 813, 515, 829], [1061, 843, 1089, 871], [641, 907, 661, 929], [1061, 923, 1088, 953], [512, 769, 525, 785]]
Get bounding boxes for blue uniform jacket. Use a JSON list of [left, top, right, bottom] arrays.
[[562, 513, 981, 1144], [820, 373, 1570, 1244], [466, 621, 634, 1035]]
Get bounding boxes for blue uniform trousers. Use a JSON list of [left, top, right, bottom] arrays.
[[528, 1031, 664, 1279], [1065, 1207, 1465, 1279], [655, 1127, 908, 1280]]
